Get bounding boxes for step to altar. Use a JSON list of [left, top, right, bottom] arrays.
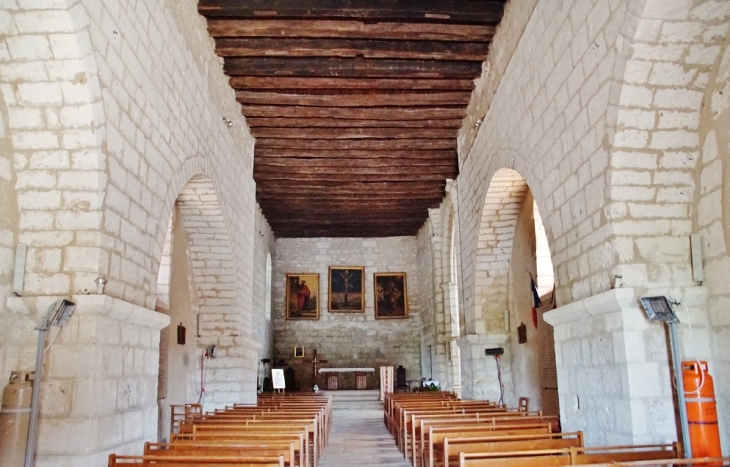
[[322, 389, 382, 410]]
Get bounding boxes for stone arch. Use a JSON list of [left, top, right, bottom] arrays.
[[459, 165, 559, 404], [175, 174, 239, 340], [603, 0, 728, 289], [155, 172, 244, 410], [0, 3, 107, 301], [0, 85, 20, 382], [472, 168, 530, 335]]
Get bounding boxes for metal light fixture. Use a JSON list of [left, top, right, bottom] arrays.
[[639, 296, 691, 458], [222, 117, 233, 127], [25, 300, 76, 467]]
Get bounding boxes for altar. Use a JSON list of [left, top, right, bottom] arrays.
[[318, 367, 375, 390]]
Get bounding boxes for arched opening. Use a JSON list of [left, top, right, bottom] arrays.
[[155, 174, 242, 437], [265, 253, 272, 321], [449, 215, 463, 397], [465, 168, 558, 411]]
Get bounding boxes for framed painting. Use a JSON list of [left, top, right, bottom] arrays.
[[328, 266, 365, 312], [285, 273, 319, 320], [374, 272, 408, 319]]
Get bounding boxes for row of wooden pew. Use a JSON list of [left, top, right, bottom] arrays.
[[384, 392, 729, 467], [109, 393, 332, 466]]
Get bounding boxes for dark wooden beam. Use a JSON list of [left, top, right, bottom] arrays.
[[261, 204, 432, 214], [236, 91, 471, 107], [255, 138, 456, 150], [199, 0, 505, 23], [272, 227, 422, 238], [250, 127, 457, 139], [224, 57, 483, 78], [215, 38, 489, 61], [254, 164, 455, 175], [256, 180, 445, 191], [207, 19, 496, 41], [229, 77, 476, 91], [255, 156, 455, 168], [257, 193, 442, 203], [257, 188, 444, 198], [269, 218, 426, 228], [243, 105, 466, 120], [255, 149, 456, 159], [253, 172, 453, 182], [246, 117, 463, 129]]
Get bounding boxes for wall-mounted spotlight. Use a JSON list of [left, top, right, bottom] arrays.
[[95, 277, 107, 294], [222, 117, 233, 127], [475, 118, 483, 128]]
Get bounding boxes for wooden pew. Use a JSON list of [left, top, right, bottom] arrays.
[[579, 459, 730, 466], [145, 441, 296, 467], [170, 432, 305, 467], [108, 454, 285, 466], [570, 443, 681, 464], [419, 419, 553, 467], [459, 448, 572, 467], [204, 410, 327, 454], [398, 404, 506, 456], [457, 443, 682, 467], [384, 393, 457, 433], [441, 432, 583, 467], [408, 410, 546, 464], [404, 410, 554, 463], [189, 425, 312, 467]]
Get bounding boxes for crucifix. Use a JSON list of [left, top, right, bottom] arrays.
[[307, 349, 328, 376]]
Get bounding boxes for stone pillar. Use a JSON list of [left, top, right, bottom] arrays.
[[456, 332, 509, 401], [7, 294, 170, 465], [444, 282, 462, 396], [543, 287, 709, 446]]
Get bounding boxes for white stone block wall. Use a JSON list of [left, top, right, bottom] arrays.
[[273, 237, 421, 390], [456, 0, 729, 451], [0, 89, 18, 387], [0, 0, 270, 463], [417, 186, 465, 393], [545, 287, 711, 446], [252, 206, 276, 368], [416, 221, 437, 381], [7, 294, 169, 466], [698, 21, 730, 454]]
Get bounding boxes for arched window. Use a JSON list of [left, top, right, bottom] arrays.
[[265, 253, 272, 320]]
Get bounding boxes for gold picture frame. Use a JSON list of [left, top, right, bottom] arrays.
[[328, 266, 365, 312], [294, 346, 304, 358], [285, 273, 319, 320], [374, 272, 408, 319]]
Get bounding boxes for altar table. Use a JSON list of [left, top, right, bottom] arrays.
[[318, 367, 375, 390]]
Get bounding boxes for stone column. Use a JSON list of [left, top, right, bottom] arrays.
[[7, 294, 170, 465], [543, 287, 709, 446], [456, 332, 509, 401]]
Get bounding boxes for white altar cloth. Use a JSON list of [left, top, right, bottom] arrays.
[[318, 367, 375, 374]]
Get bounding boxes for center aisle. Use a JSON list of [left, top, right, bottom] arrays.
[[318, 407, 411, 467]]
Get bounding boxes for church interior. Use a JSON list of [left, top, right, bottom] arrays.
[[0, 0, 729, 465]]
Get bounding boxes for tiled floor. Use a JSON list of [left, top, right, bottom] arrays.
[[318, 408, 411, 467]]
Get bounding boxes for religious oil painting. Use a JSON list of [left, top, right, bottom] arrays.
[[286, 273, 319, 320], [374, 272, 408, 319], [328, 266, 365, 312]]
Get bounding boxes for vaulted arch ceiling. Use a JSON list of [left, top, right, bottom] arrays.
[[198, 0, 508, 237]]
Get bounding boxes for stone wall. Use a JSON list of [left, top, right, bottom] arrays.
[[699, 21, 730, 450], [457, 0, 728, 451], [0, 0, 272, 464], [273, 237, 421, 391]]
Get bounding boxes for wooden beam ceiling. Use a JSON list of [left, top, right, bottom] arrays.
[[198, 0, 507, 238]]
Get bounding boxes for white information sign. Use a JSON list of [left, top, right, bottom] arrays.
[[272, 368, 285, 390]]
